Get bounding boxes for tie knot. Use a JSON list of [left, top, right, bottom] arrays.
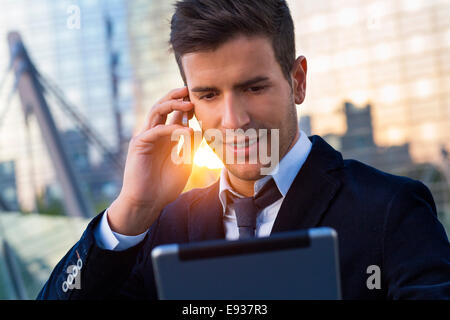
[[253, 178, 282, 209], [226, 179, 282, 239]]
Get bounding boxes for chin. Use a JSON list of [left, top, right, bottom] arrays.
[[225, 163, 266, 181]]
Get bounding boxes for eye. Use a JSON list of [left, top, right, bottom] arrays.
[[199, 92, 217, 100], [246, 86, 266, 93]]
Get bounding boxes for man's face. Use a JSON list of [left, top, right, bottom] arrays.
[[182, 35, 301, 181]]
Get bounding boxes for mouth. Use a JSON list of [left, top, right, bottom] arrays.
[[224, 131, 268, 156]]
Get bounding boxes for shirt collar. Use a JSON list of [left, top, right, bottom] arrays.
[[218, 130, 312, 213]]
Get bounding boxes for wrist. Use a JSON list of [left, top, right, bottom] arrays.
[[107, 195, 162, 235]]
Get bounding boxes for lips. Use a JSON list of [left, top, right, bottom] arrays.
[[224, 130, 268, 157], [227, 136, 259, 149]]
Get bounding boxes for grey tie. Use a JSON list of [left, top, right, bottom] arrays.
[[227, 179, 282, 239]]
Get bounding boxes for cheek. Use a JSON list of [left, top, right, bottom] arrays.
[[255, 94, 289, 124], [194, 105, 220, 129]]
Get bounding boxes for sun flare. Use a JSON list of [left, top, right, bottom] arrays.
[[193, 139, 224, 169]]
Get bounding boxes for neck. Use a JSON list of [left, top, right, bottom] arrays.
[[227, 172, 255, 197], [226, 129, 301, 197]]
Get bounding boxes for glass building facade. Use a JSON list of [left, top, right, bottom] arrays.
[[290, 0, 450, 233], [0, 0, 134, 214], [126, 0, 181, 131], [292, 0, 450, 162]]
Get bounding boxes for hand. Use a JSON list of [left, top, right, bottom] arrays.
[[108, 87, 198, 235]]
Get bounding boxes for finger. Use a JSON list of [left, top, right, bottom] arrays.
[[138, 87, 190, 133], [167, 110, 185, 126], [166, 107, 195, 127], [147, 99, 194, 129], [156, 86, 189, 105], [138, 124, 193, 144]]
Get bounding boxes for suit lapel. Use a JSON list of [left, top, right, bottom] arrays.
[[187, 181, 225, 242], [271, 135, 343, 234]]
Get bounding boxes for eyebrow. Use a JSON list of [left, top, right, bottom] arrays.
[[190, 76, 270, 93]]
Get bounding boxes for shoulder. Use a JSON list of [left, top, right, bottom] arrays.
[[339, 158, 428, 198], [340, 159, 439, 231], [328, 158, 437, 225]]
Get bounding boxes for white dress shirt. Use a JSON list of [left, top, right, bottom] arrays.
[[94, 130, 312, 251]]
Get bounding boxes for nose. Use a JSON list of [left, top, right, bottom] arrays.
[[221, 92, 250, 129]]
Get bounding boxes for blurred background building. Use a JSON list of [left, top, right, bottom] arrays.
[[0, 0, 134, 215], [0, 0, 449, 299], [292, 0, 450, 234]]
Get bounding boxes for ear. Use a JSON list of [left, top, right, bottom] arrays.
[[291, 56, 307, 105]]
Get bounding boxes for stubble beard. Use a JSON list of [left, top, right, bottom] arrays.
[[225, 100, 298, 181]]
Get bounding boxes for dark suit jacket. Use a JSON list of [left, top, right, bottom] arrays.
[[37, 135, 450, 300]]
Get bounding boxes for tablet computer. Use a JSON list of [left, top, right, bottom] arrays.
[[151, 227, 341, 300]]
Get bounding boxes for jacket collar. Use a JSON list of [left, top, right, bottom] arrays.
[[187, 135, 344, 241], [271, 135, 343, 234]]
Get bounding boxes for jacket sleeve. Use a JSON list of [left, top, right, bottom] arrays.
[[36, 210, 160, 300], [382, 180, 450, 299]]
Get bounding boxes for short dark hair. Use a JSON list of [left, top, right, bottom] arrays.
[[169, 0, 296, 85]]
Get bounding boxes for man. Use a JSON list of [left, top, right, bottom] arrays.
[[38, 0, 450, 299]]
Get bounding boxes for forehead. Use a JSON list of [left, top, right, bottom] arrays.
[[181, 35, 281, 87]]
